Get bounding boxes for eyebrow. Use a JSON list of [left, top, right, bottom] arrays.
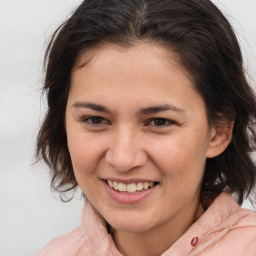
[[72, 101, 184, 115], [138, 104, 184, 115], [72, 102, 113, 113]]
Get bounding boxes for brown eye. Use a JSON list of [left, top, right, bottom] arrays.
[[90, 116, 104, 124], [153, 118, 168, 126], [146, 118, 175, 128], [82, 116, 109, 126]]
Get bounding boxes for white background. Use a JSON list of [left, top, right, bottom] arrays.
[[0, 1, 255, 255]]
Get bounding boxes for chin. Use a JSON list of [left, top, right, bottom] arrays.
[[106, 213, 155, 233]]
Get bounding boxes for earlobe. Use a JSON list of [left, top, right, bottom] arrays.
[[206, 122, 234, 158]]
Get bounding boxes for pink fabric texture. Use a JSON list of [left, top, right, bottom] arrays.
[[35, 193, 256, 255]]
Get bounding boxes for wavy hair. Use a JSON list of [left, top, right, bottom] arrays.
[[36, 0, 256, 203]]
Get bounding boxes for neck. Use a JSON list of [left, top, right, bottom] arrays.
[[112, 200, 204, 256]]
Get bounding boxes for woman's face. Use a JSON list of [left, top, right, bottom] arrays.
[[66, 43, 217, 234]]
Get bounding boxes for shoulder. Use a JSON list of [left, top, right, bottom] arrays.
[[207, 208, 256, 255], [193, 193, 256, 256], [201, 192, 256, 228], [213, 193, 256, 231], [34, 200, 120, 256], [221, 206, 256, 248], [34, 227, 89, 256]]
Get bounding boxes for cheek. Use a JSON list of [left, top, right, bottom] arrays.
[[149, 133, 208, 178], [67, 137, 106, 197], [67, 131, 105, 176], [151, 141, 184, 170]]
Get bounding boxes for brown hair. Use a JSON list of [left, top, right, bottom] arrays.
[[37, 0, 256, 204]]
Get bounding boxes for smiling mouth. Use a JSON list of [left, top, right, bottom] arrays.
[[105, 180, 158, 193]]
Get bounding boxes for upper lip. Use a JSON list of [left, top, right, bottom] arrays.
[[102, 178, 158, 184]]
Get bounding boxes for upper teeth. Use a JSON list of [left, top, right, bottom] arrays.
[[107, 180, 154, 193]]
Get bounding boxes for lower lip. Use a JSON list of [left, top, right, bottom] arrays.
[[103, 181, 158, 204]]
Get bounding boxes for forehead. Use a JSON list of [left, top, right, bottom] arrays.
[[69, 43, 204, 114], [72, 42, 194, 91], [74, 42, 184, 74]]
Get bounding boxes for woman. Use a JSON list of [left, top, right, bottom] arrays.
[[35, 0, 256, 255]]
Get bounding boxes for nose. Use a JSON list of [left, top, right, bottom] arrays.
[[105, 127, 147, 172]]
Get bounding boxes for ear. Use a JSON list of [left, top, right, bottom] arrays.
[[206, 121, 234, 158]]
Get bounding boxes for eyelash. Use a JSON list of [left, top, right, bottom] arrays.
[[146, 118, 176, 128], [80, 116, 176, 128], [81, 116, 110, 127]]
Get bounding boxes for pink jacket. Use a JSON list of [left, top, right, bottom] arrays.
[[35, 193, 256, 255]]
